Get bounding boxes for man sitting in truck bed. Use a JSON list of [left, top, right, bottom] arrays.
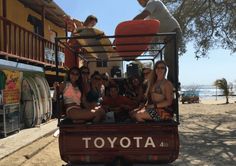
[[102, 84, 137, 122]]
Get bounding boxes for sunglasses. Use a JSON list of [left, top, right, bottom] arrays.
[[156, 66, 165, 70], [70, 72, 79, 75], [143, 72, 150, 75], [94, 77, 102, 80], [82, 71, 90, 75]]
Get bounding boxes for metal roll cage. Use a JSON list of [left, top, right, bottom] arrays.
[[54, 32, 180, 124]]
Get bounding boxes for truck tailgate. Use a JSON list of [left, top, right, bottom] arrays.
[[59, 120, 179, 164]]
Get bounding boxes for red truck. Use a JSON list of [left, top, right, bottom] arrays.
[[55, 24, 180, 165]]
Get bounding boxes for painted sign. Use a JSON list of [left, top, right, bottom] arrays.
[[1, 70, 21, 104], [44, 47, 65, 63]]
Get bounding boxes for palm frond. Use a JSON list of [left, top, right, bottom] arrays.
[[214, 78, 230, 103]]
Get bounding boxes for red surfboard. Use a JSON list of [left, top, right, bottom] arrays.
[[114, 19, 160, 58]]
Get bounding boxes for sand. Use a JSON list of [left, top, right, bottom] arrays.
[[0, 97, 235, 165], [175, 97, 236, 166]]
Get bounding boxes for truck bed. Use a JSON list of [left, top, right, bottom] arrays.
[[59, 119, 179, 165]]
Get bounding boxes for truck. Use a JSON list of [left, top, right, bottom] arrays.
[[54, 22, 180, 166], [181, 90, 200, 104]]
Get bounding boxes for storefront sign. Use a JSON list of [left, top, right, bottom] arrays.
[[2, 70, 21, 104]]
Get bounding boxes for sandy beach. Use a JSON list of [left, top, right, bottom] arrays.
[[175, 97, 236, 166], [199, 96, 236, 105], [0, 97, 235, 166]]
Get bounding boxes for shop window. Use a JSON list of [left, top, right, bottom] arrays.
[[27, 15, 43, 36]]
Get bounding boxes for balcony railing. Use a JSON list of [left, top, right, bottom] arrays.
[[0, 16, 64, 68]]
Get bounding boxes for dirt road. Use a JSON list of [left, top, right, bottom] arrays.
[[0, 103, 235, 166]]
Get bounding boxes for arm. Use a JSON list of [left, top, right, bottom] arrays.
[[133, 10, 150, 20], [81, 93, 89, 108], [136, 87, 145, 103], [82, 77, 90, 95], [53, 82, 66, 101]]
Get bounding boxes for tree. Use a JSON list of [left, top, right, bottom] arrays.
[[162, 0, 236, 58], [214, 78, 231, 104]]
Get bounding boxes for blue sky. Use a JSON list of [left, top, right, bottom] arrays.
[[54, 0, 236, 86]]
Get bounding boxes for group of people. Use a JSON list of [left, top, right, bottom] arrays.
[[53, 60, 174, 123], [55, 0, 181, 123]]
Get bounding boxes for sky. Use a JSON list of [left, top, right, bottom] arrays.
[[54, 0, 236, 86]]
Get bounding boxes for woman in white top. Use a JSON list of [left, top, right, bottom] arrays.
[[54, 67, 105, 123]]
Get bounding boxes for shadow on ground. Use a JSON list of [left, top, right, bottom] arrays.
[[174, 112, 236, 165]]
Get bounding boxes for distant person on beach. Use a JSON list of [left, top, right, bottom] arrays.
[[133, 0, 182, 85], [130, 60, 174, 122]]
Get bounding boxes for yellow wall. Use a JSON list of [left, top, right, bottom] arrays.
[[44, 19, 65, 42], [0, 0, 3, 50], [0, 0, 2, 16], [6, 0, 65, 41], [7, 0, 35, 32]]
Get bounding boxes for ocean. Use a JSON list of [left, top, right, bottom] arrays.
[[181, 85, 235, 99], [50, 85, 234, 100]]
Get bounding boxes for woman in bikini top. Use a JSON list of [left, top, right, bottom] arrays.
[[130, 60, 174, 122], [151, 80, 166, 103], [54, 67, 105, 123]]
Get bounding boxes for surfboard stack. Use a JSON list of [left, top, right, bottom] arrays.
[[114, 19, 160, 59], [21, 73, 52, 128], [73, 28, 116, 59]]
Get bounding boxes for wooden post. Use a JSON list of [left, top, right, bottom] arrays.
[[2, 0, 6, 17], [41, 5, 45, 62], [41, 5, 45, 37], [3, 0, 7, 52]]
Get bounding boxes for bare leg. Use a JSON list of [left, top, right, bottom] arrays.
[[67, 108, 96, 122], [130, 107, 153, 122], [91, 107, 105, 123]]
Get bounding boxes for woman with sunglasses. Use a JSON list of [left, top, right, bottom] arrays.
[[130, 60, 174, 122], [86, 71, 104, 108], [126, 75, 145, 108], [54, 67, 104, 123]]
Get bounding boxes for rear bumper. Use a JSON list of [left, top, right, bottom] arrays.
[[59, 121, 179, 164]]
